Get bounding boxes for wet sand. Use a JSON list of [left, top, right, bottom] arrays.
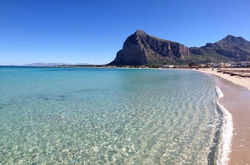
[[216, 77, 250, 165], [202, 73, 250, 164]]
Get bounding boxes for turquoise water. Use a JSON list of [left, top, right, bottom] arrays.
[[0, 67, 221, 164]]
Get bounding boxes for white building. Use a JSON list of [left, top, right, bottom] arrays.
[[240, 61, 250, 67]]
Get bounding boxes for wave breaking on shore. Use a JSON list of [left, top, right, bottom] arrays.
[[216, 86, 233, 165]]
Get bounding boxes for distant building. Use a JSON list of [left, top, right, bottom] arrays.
[[176, 65, 189, 68], [162, 65, 175, 68], [223, 63, 231, 68], [240, 61, 250, 67], [209, 63, 221, 68], [199, 64, 207, 68], [229, 62, 239, 68]]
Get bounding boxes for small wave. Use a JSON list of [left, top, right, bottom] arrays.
[[216, 87, 233, 165]]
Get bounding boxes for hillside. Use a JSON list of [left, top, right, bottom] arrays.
[[109, 30, 250, 67]]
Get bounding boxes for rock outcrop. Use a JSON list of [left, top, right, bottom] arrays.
[[109, 30, 250, 66]]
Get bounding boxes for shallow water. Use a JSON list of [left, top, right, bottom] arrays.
[[0, 67, 221, 164]]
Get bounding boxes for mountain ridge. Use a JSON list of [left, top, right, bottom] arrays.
[[109, 30, 250, 67]]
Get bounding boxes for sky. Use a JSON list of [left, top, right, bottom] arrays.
[[1, 0, 250, 65]]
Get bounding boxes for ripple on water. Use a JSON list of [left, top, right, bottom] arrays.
[[0, 68, 221, 164]]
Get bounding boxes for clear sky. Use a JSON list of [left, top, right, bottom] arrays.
[[1, 0, 250, 65]]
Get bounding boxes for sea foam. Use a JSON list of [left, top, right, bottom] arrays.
[[216, 86, 233, 165]]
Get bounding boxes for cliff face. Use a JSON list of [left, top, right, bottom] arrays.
[[109, 30, 190, 67], [109, 30, 250, 66]]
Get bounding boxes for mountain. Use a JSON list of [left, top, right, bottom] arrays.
[[24, 63, 92, 66], [109, 30, 190, 67], [24, 63, 67, 66], [109, 30, 250, 67], [189, 35, 250, 63]]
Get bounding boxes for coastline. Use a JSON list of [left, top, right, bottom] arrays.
[[215, 87, 233, 165], [197, 69, 250, 164], [198, 68, 250, 91]]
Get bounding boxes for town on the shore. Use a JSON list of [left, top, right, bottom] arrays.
[[161, 61, 250, 69]]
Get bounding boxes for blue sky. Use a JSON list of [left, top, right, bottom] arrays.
[[1, 0, 250, 65]]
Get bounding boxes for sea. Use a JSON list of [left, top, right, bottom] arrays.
[[0, 67, 230, 164]]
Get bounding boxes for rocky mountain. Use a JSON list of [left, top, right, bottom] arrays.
[[24, 62, 92, 66], [109, 30, 190, 67], [190, 35, 250, 63], [24, 63, 67, 66], [109, 30, 250, 67]]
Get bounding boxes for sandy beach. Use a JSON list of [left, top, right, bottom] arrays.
[[198, 69, 250, 165], [198, 69, 250, 91]]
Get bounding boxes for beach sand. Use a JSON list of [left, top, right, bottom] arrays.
[[198, 69, 250, 91], [198, 69, 250, 165]]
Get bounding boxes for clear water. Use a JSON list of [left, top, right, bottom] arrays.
[[0, 67, 221, 164]]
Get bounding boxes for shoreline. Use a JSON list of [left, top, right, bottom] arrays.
[[197, 68, 250, 91], [197, 69, 250, 164], [215, 86, 233, 165]]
